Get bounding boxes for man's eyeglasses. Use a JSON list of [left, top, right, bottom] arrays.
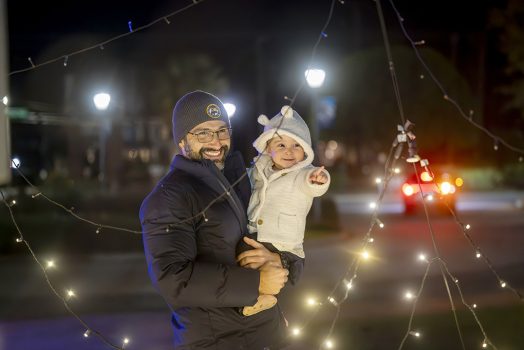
[[188, 127, 232, 143]]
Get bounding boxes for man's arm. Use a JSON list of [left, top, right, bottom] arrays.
[[141, 187, 260, 308]]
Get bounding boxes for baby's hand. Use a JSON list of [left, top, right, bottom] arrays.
[[309, 166, 328, 185]]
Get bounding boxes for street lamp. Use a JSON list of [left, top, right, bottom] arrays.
[[93, 92, 111, 111], [304, 69, 326, 89], [92, 92, 112, 184], [223, 102, 236, 118], [304, 68, 326, 222]]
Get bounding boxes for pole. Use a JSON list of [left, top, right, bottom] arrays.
[[0, 0, 11, 185], [310, 90, 321, 222]]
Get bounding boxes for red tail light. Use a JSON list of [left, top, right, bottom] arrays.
[[402, 183, 414, 196]]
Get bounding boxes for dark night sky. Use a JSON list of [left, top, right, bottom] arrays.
[[5, 0, 508, 160]]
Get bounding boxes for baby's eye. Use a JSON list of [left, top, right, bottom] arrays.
[[294, 144, 302, 148], [276, 143, 285, 148]]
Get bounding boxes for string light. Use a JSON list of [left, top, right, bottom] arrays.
[[500, 281, 507, 288], [360, 250, 370, 260], [324, 339, 334, 348], [404, 291, 415, 300], [163, 17, 171, 24], [83, 330, 91, 338], [375, 177, 382, 184], [343, 278, 353, 290], [327, 296, 338, 306], [369, 202, 377, 209], [482, 341, 488, 348], [375, 218, 385, 228], [473, 304, 477, 309], [464, 224, 471, 230], [27, 57, 35, 68], [306, 297, 319, 307], [46, 260, 55, 269], [63, 56, 68, 67], [123, 337, 130, 346], [409, 330, 421, 338], [2, 95, 8, 105], [367, 237, 375, 243], [291, 327, 301, 336], [15, 237, 23, 243], [393, 167, 401, 174], [418, 253, 428, 262], [66, 289, 76, 298], [475, 251, 481, 259], [128, 21, 133, 32]]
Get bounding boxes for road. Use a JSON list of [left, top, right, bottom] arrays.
[[0, 191, 523, 350]]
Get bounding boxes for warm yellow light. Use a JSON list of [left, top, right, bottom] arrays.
[[455, 177, 464, 187], [426, 194, 434, 201], [440, 181, 453, 195], [306, 297, 318, 307], [394, 167, 401, 174], [375, 177, 382, 184], [465, 224, 471, 230], [420, 171, 433, 182], [325, 339, 334, 348], [369, 202, 377, 209], [404, 291, 414, 300], [47, 260, 55, 268], [123, 338, 130, 344], [418, 253, 427, 262], [67, 289, 75, 297], [292, 327, 301, 336], [361, 250, 370, 260]]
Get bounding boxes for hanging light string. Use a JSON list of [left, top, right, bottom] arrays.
[[11, 162, 142, 234], [439, 258, 499, 350], [0, 190, 125, 350], [430, 175, 523, 300], [386, 0, 524, 156], [397, 257, 436, 350], [9, 0, 207, 76], [375, 0, 466, 346]]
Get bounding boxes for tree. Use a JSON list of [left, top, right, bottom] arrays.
[[490, 0, 524, 121], [329, 45, 481, 164]]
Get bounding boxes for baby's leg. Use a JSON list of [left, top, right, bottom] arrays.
[[243, 294, 277, 316]]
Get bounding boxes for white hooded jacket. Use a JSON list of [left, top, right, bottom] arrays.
[[247, 106, 330, 258]]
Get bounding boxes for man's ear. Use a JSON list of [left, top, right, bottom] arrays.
[[178, 139, 185, 153]]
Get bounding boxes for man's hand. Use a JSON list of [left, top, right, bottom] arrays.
[[259, 263, 289, 295], [309, 166, 328, 185], [237, 237, 282, 269]]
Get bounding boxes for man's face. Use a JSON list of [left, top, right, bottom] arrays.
[[179, 120, 231, 170]]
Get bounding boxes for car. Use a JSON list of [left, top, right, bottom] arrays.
[[401, 170, 463, 215]]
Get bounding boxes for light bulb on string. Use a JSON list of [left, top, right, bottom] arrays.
[[16, 237, 23, 243], [473, 304, 477, 309], [306, 297, 319, 307], [375, 218, 384, 228], [328, 296, 338, 306], [324, 339, 334, 349], [83, 330, 91, 338], [343, 278, 353, 290], [367, 237, 374, 243], [375, 177, 382, 184], [360, 250, 370, 260], [464, 224, 471, 230], [475, 251, 481, 259], [409, 330, 421, 338], [46, 260, 55, 269], [482, 341, 488, 348], [493, 139, 499, 151], [369, 202, 377, 209], [291, 327, 301, 337], [500, 281, 507, 288], [417, 253, 428, 263], [404, 291, 415, 300], [66, 289, 76, 298]]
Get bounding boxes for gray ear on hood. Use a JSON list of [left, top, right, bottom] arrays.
[[258, 114, 270, 126], [280, 105, 294, 119]]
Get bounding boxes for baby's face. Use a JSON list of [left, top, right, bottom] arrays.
[[267, 135, 305, 170]]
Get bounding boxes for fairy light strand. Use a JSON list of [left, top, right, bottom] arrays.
[[386, 0, 524, 156], [9, 0, 207, 76], [0, 190, 124, 350], [398, 258, 435, 350]]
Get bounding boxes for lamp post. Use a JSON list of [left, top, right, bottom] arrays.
[[93, 92, 111, 184], [305, 68, 326, 222]]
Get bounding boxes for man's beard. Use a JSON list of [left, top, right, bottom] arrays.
[[183, 143, 230, 170]]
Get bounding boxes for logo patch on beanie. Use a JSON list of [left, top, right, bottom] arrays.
[[206, 104, 222, 118]]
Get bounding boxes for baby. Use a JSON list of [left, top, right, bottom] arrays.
[[239, 105, 330, 316]]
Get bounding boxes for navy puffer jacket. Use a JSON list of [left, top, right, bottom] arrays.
[[140, 151, 299, 349]]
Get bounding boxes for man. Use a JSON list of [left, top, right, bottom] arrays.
[[140, 91, 302, 349]]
